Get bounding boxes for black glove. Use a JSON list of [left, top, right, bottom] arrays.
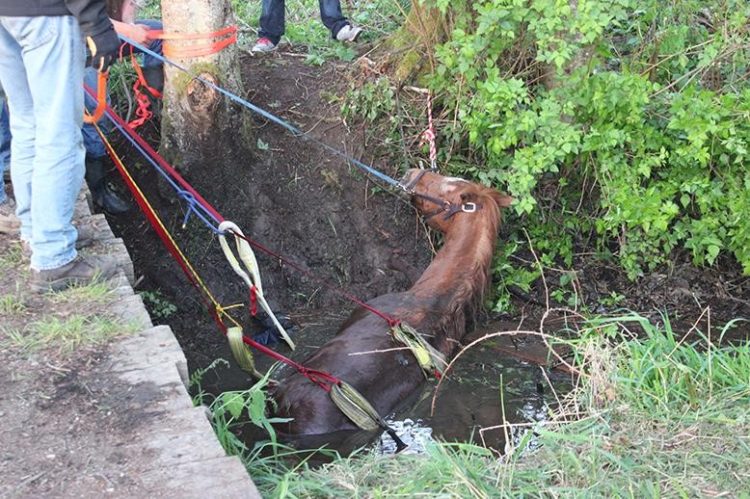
[[86, 26, 121, 72]]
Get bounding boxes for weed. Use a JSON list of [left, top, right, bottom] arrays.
[[189, 358, 230, 406], [51, 280, 113, 304], [0, 293, 26, 315], [0, 242, 23, 270], [140, 290, 178, 320]]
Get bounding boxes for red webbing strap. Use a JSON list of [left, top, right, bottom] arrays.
[[85, 85, 224, 224], [92, 90, 342, 391], [229, 230, 402, 328], [249, 286, 258, 317]]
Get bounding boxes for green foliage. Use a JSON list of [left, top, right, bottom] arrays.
[[424, 0, 750, 282], [342, 77, 396, 123], [140, 290, 178, 319]]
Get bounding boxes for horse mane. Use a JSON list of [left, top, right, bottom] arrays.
[[420, 181, 507, 350]]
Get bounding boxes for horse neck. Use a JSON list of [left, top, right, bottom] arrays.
[[410, 212, 498, 309]]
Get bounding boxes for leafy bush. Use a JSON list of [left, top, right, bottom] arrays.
[[423, 0, 750, 280]]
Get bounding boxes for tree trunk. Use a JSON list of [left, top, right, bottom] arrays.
[[384, 2, 446, 83], [160, 0, 251, 175]]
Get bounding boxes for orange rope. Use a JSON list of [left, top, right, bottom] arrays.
[[83, 71, 108, 124]]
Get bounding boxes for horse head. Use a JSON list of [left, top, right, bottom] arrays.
[[401, 169, 513, 233]]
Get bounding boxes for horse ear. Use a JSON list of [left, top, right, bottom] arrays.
[[492, 192, 513, 208]]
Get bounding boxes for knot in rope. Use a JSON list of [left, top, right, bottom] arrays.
[[177, 190, 198, 228]]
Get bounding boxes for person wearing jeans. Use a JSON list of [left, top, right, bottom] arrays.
[[0, 91, 18, 233], [252, 0, 363, 53], [0, 1, 121, 292], [0, 91, 20, 234], [82, 12, 164, 214]]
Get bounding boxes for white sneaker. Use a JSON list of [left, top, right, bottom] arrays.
[[336, 24, 363, 42], [251, 37, 278, 53]]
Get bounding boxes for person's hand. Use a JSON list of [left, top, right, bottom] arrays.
[[86, 27, 121, 72], [126, 23, 154, 46]]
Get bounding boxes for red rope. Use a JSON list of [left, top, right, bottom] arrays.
[[128, 52, 162, 130], [89, 88, 401, 390], [89, 90, 350, 390], [229, 230, 401, 328], [88, 86, 224, 223]]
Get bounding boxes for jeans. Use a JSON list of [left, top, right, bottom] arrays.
[[0, 92, 9, 204], [258, 0, 349, 45], [0, 15, 85, 270], [83, 19, 164, 159]]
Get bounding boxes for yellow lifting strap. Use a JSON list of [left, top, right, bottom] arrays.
[[391, 322, 447, 377], [218, 220, 296, 350], [329, 381, 382, 431], [330, 381, 409, 451], [227, 326, 264, 378]]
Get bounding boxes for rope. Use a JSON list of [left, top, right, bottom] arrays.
[[91, 83, 409, 448], [420, 91, 438, 170], [128, 52, 162, 129], [118, 34, 406, 191], [150, 25, 238, 59]]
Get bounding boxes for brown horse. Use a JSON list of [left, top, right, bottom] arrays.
[[272, 169, 512, 435]]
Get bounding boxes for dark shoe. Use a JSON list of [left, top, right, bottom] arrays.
[[30, 255, 119, 293], [0, 199, 20, 234], [93, 184, 130, 215]]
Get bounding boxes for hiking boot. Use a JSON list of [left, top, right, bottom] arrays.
[[335, 24, 363, 42], [92, 183, 130, 215], [30, 255, 119, 293], [86, 155, 130, 215], [251, 37, 277, 53], [0, 198, 20, 234]]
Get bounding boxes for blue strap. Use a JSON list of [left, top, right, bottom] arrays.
[[118, 35, 404, 189]]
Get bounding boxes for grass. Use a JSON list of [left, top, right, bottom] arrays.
[[198, 312, 749, 498], [3, 314, 137, 355], [0, 291, 26, 315], [0, 241, 23, 270], [50, 280, 115, 304]]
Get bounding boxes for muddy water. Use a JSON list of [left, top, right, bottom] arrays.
[[202, 313, 574, 457]]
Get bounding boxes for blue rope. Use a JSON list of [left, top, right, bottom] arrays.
[[119, 35, 406, 190], [90, 89, 223, 234]]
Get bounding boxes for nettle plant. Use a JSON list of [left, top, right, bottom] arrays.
[[426, 0, 750, 281]]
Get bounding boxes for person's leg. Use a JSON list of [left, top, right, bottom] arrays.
[[0, 18, 35, 240], [132, 19, 164, 93], [258, 0, 285, 46], [318, 0, 350, 38], [0, 86, 20, 233], [82, 67, 129, 215], [2, 15, 85, 270], [0, 90, 10, 205]]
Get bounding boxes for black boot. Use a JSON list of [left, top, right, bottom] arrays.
[[142, 66, 164, 120], [85, 155, 130, 215], [142, 65, 164, 94]]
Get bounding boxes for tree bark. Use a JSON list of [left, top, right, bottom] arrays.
[[160, 0, 251, 175], [384, 2, 446, 83]]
